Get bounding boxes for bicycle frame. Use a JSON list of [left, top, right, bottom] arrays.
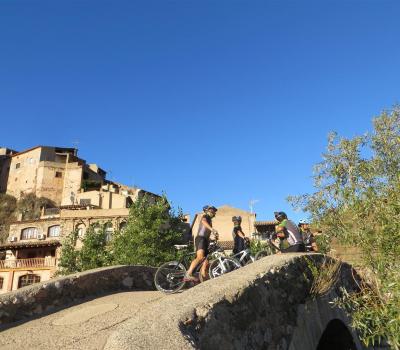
[[231, 248, 255, 265]]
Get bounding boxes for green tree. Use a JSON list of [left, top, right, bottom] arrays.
[[79, 224, 113, 271], [112, 195, 185, 266], [288, 106, 400, 349], [58, 224, 114, 274], [57, 230, 80, 275]]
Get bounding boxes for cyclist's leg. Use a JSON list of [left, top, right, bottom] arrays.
[[186, 248, 206, 280], [200, 258, 209, 280]]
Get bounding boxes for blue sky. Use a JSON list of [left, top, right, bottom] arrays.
[[1, 0, 399, 223]]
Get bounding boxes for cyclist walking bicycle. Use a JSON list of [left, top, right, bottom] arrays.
[[184, 205, 219, 281]]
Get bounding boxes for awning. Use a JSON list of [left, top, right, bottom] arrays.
[[254, 221, 278, 226], [0, 240, 61, 250]]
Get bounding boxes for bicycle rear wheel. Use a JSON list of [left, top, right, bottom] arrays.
[[154, 261, 186, 294], [209, 257, 241, 279]]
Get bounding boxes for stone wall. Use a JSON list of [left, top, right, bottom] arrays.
[[0, 265, 156, 325], [105, 254, 364, 350]]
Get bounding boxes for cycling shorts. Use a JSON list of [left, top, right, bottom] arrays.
[[195, 236, 209, 256], [282, 243, 306, 253]]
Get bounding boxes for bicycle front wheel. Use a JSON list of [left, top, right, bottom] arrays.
[[209, 257, 241, 279], [154, 261, 186, 294]]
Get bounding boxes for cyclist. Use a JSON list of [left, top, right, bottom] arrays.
[[298, 219, 319, 252], [274, 211, 305, 253], [232, 216, 248, 254], [184, 205, 218, 281]]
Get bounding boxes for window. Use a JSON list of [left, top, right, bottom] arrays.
[[48, 225, 60, 237], [18, 274, 41, 288], [55, 171, 62, 178], [0, 277, 3, 290], [119, 221, 127, 231], [15, 163, 20, 169], [21, 227, 38, 240], [76, 223, 86, 238], [105, 222, 113, 242], [92, 223, 101, 233], [126, 197, 133, 208], [80, 199, 91, 205]]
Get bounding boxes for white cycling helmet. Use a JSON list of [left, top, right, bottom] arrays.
[[299, 219, 309, 225]]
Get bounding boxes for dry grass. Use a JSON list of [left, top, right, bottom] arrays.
[[305, 255, 343, 297]]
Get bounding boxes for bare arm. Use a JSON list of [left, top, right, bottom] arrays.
[[201, 217, 213, 231], [275, 225, 285, 238], [237, 229, 246, 239]]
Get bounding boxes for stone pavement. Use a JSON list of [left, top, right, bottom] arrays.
[[0, 291, 162, 350]]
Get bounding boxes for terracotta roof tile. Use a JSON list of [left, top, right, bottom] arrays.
[[0, 239, 61, 250]]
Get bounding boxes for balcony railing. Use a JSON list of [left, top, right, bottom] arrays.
[[0, 258, 57, 269]]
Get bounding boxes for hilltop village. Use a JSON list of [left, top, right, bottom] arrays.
[[0, 146, 278, 293]]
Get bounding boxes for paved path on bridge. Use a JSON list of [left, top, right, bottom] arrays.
[[0, 291, 163, 350]]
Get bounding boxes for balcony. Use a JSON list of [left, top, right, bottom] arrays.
[[0, 257, 57, 269]]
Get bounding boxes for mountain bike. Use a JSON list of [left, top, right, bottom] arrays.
[[154, 240, 241, 294], [229, 238, 255, 266]]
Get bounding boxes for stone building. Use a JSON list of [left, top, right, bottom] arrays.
[[5, 146, 106, 206], [0, 147, 16, 193], [0, 145, 160, 294]]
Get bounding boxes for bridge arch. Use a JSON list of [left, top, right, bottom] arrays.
[[317, 319, 357, 350]]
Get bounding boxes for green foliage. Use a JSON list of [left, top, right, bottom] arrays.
[[112, 195, 185, 266], [57, 230, 80, 275], [81, 180, 102, 192], [0, 194, 17, 242], [58, 224, 113, 275], [58, 194, 187, 274], [249, 239, 267, 255], [314, 234, 330, 254], [79, 224, 113, 271], [288, 106, 400, 349]]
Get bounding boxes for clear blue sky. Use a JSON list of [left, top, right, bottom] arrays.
[[1, 1, 399, 223]]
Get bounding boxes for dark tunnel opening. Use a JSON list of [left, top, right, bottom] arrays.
[[316, 319, 357, 350]]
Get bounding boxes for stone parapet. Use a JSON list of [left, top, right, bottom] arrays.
[[0, 265, 156, 325], [105, 254, 364, 350]]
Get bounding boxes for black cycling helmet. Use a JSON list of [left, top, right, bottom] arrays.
[[232, 216, 242, 223], [203, 205, 218, 212], [274, 211, 287, 222]]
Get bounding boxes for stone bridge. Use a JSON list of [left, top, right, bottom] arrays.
[[0, 254, 366, 350]]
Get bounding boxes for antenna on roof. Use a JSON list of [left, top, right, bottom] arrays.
[[72, 140, 80, 150], [249, 199, 259, 214]]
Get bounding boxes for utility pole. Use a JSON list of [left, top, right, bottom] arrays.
[[249, 199, 259, 214], [72, 140, 80, 156], [249, 199, 259, 237]]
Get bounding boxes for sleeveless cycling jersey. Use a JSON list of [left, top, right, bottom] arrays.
[[197, 214, 212, 239]]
